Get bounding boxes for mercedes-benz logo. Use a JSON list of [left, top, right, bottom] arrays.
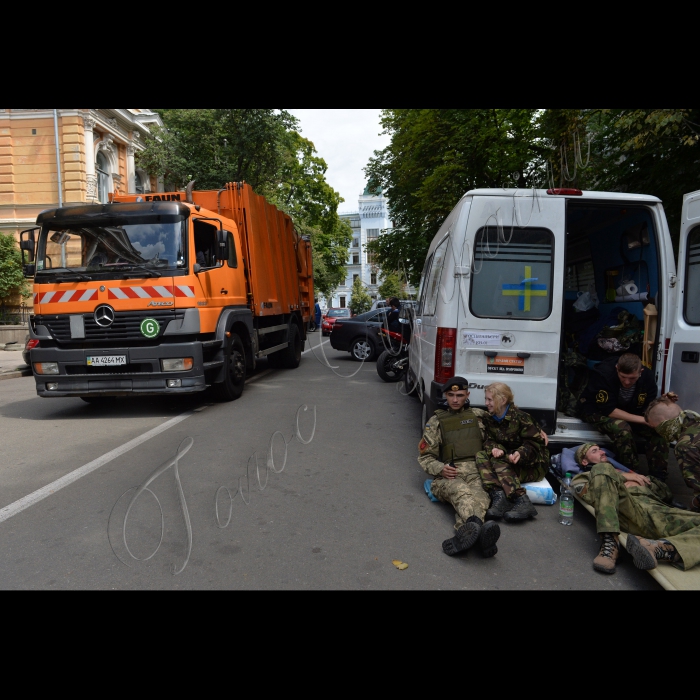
[[94, 304, 115, 327]]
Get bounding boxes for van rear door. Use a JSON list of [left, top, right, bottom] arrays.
[[455, 192, 566, 432], [666, 189, 700, 407]]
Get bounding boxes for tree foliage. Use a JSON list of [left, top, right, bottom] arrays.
[[365, 109, 700, 281], [348, 276, 371, 315], [136, 110, 350, 298], [0, 233, 28, 300], [377, 271, 409, 300]]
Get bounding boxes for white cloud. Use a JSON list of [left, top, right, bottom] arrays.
[[287, 109, 390, 213]]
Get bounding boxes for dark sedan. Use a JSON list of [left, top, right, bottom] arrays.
[[329, 308, 389, 361]]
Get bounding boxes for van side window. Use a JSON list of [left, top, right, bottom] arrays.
[[417, 254, 432, 314], [423, 237, 449, 316], [470, 227, 554, 320], [685, 225, 700, 325]]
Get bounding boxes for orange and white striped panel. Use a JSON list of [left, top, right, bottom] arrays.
[[34, 289, 98, 304], [107, 285, 195, 300]]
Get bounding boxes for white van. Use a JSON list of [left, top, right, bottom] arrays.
[[407, 187, 700, 446]]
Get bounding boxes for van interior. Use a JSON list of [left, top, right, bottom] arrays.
[[559, 202, 662, 416]]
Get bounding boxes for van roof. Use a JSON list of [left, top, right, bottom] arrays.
[[464, 188, 662, 204]]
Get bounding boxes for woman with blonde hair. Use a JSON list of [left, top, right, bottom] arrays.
[[475, 382, 550, 522]]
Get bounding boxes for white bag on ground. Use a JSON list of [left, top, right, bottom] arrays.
[[523, 477, 557, 505]]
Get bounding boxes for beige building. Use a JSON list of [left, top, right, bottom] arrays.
[[0, 108, 163, 241]]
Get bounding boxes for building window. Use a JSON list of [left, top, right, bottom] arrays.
[[371, 272, 377, 285], [339, 296, 346, 308], [352, 237, 359, 248], [353, 274, 359, 283], [353, 253, 360, 264], [134, 171, 144, 195], [96, 151, 110, 204]]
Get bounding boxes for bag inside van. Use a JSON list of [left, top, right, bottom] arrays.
[[558, 204, 660, 415]]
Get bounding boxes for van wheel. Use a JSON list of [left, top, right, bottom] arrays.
[[281, 324, 302, 368], [214, 333, 246, 401]]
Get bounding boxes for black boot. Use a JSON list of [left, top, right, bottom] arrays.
[[479, 520, 500, 558], [485, 489, 512, 520], [441, 517, 481, 556], [503, 493, 538, 521]]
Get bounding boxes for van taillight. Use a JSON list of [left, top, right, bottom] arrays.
[[546, 188, 582, 196], [435, 327, 457, 385]]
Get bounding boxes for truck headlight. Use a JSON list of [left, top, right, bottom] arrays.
[[161, 358, 193, 372], [34, 362, 59, 375]]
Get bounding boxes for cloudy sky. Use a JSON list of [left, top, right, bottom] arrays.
[[287, 110, 390, 213]]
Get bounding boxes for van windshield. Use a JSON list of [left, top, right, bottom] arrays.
[[470, 227, 554, 320], [35, 218, 187, 280]]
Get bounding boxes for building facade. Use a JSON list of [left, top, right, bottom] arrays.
[[0, 109, 163, 307], [331, 183, 392, 309]]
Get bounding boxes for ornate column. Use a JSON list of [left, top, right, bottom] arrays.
[[126, 141, 136, 193], [82, 114, 97, 202]]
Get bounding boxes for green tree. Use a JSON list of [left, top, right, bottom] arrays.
[[137, 110, 351, 299], [348, 276, 372, 315], [0, 233, 29, 301], [377, 271, 409, 300], [365, 109, 546, 284]]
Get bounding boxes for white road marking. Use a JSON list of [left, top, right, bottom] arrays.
[[302, 339, 328, 355], [0, 410, 195, 525]]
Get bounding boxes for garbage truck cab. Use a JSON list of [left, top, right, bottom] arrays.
[[408, 187, 700, 446]]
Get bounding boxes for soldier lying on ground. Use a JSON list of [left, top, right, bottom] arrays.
[[475, 382, 550, 523], [577, 353, 669, 481], [645, 394, 700, 512], [418, 377, 501, 558], [571, 443, 700, 573]]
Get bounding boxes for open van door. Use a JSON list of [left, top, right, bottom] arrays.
[[666, 189, 700, 407]]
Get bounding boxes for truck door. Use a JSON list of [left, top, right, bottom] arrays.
[[666, 189, 700, 407], [455, 192, 566, 431]]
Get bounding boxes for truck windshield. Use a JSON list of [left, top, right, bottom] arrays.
[[35, 218, 187, 279]]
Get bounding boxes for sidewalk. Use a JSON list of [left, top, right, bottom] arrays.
[[0, 349, 30, 380]]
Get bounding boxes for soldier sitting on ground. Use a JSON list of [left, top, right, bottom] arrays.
[[577, 353, 669, 481], [418, 377, 501, 558], [645, 394, 700, 513], [476, 382, 550, 523], [571, 442, 700, 573]]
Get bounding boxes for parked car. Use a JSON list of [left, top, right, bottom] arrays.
[[321, 308, 352, 335], [329, 308, 390, 361]]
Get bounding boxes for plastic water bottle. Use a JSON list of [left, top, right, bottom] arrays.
[[558, 472, 574, 525]]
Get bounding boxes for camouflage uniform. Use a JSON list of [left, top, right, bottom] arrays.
[[674, 414, 700, 494], [572, 462, 700, 570], [578, 357, 668, 479], [475, 405, 549, 499], [418, 406, 490, 531]]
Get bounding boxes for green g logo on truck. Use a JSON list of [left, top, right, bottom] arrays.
[[140, 318, 160, 338]]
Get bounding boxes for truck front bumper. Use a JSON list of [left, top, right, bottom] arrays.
[[31, 342, 206, 397]]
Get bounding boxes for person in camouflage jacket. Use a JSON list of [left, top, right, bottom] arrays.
[[646, 394, 700, 512], [419, 376, 501, 559], [571, 442, 700, 573], [476, 382, 550, 523]]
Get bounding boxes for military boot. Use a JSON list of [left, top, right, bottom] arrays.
[[441, 518, 481, 556], [503, 493, 538, 522], [485, 489, 512, 520], [478, 520, 501, 558], [627, 535, 681, 570], [593, 533, 619, 574]]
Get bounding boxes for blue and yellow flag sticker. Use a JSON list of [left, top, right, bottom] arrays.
[[501, 265, 547, 311]]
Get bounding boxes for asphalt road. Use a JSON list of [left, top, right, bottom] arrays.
[[0, 331, 676, 590]]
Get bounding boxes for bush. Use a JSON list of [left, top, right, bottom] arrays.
[[0, 233, 29, 301]]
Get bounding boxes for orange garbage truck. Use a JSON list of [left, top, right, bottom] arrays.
[[20, 182, 313, 401]]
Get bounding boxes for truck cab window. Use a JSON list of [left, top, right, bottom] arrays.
[[193, 219, 218, 268]]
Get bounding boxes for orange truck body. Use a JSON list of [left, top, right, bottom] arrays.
[[25, 182, 313, 400]]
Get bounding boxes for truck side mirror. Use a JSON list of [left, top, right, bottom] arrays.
[[23, 263, 35, 277], [20, 227, 38, 266], [216, 229, 230, 261]]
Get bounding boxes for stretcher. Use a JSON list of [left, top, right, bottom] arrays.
[[573, 492, 700, 591]]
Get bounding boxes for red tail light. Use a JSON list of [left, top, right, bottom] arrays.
[[546, 188, 582, 196], [333, 323, 343, 329], [26, 339, 39, 351], [434, 327, 457, 385]]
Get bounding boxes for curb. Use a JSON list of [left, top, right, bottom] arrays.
[[0, 368, 31, 382]]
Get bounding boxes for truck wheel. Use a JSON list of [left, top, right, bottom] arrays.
[[376, 350, 404, 382], [214, 333, 246, 401], [281, 323, 302, 368]]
